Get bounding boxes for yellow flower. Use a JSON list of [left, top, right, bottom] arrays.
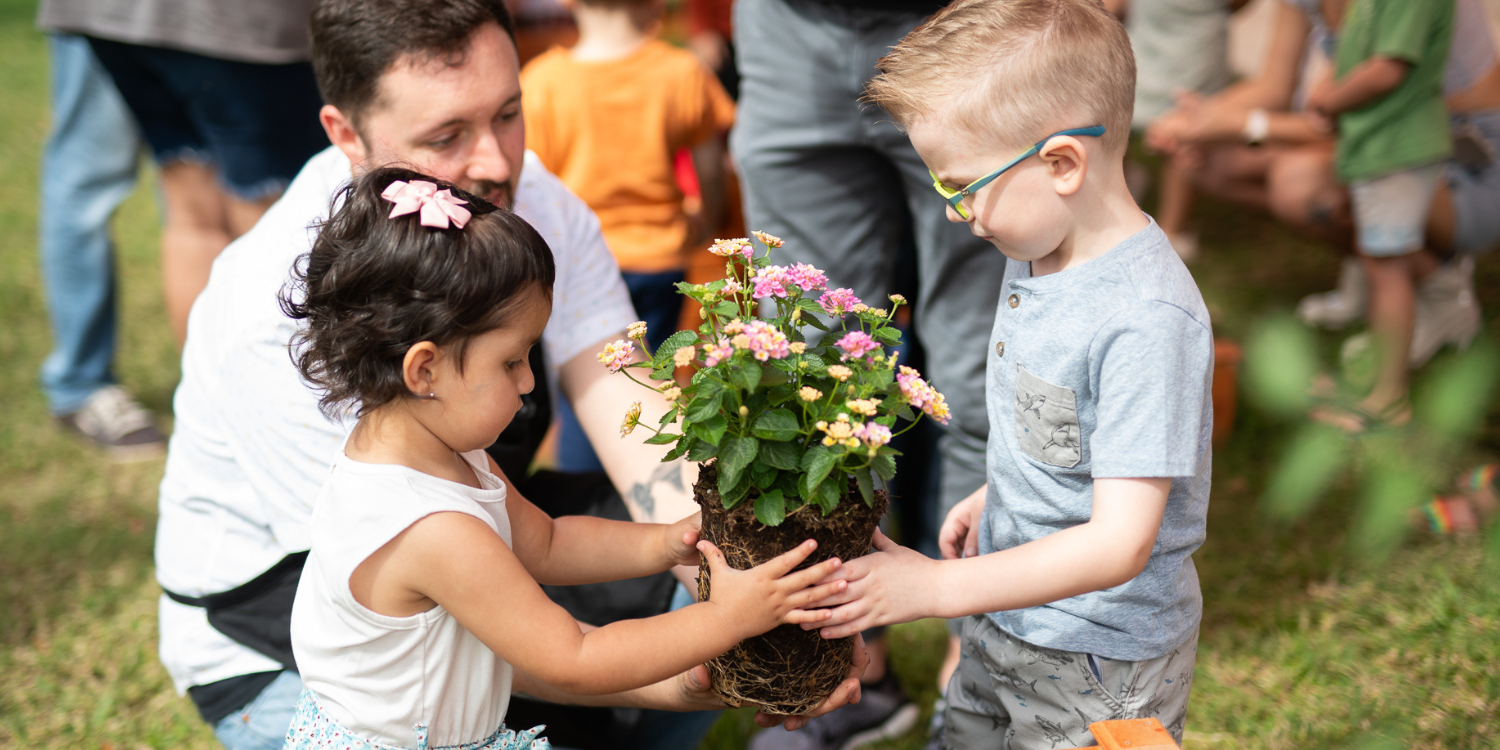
[[673, 345, 696, 368], [790, 341, 807, 354], [889, 294, 907, 305], [627, 321, 649, 340], [620, 402, 642, 437], [752, 230, 785, 248], [799, 387, 823, 402], [731, 334, 751, 350], [662, 386, 683, 405], [846, 398, 881, 416], [827, 365, 853, 382], [816, 413, 856, 447], [739, 405, 750, 417], [724, 319, 746, 335], [851, 304, 870, 314], [870, 308, 888, 318]]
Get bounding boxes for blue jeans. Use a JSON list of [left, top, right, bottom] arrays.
[[555, 270, 685, 473], [37, 34, 144, 415], [213, 670, 305, 750]]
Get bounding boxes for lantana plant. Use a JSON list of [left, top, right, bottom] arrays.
[[598, 232, 951, 526]]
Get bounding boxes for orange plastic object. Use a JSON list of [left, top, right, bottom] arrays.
[[1087, 717, 1180, 749], [1212, 338, 1242, 448]]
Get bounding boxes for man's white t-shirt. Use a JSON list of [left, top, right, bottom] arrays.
[[155, 146, 636, 693]]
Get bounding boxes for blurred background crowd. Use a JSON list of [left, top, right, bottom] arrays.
[[7, 0, 1500, 748]]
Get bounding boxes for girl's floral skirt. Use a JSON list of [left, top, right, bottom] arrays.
[[283, 688, 551, 750]]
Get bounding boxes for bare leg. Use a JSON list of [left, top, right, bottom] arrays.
[[158, 161, 276, 346], [1157, 152, 1197, 237], [1265, 144, 1351, 246], [937, 634, 961, 692], [1358, 251, 1435, 416]]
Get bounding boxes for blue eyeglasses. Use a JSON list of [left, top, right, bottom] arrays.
[[929, 126, 1106, 219]]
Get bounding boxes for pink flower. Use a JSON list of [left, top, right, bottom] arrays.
[[752, 230, 785, 248], [836, 331, 880, 361], [597, 340, 635, 373], [854, 422, 893, 455], [743, 320, 791, 361], [897, 365, 952, 425], [818, 288, 862, 316], [751, 265, 794, 299], [703, 342, 735, 367], [709, 238, 754, 258], [787, 263, 828, 292]]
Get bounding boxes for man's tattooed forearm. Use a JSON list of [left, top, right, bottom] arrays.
[[627, 462, 685, 520]]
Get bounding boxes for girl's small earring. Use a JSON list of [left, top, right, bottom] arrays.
[[418, 391, 437, 400]]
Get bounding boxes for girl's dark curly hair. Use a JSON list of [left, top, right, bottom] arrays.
[[281, 167, 556, 418]]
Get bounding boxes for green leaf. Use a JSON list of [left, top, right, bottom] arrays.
[[1244, 315, 1317, 418], [643, 431, 679, 445], [651, 365, 674, 381], [662, 438, 691, 462], [658, 406, 680, 426], [754, 489, 787, 526], [814, 475, 842, 513], [752, 409, 800, 441], [718, 434, 761, 490], [872, 327, 902, 345], [752, 462, 777, 489], [871, 452, 897, 482], [686, 437, 716, 462], [685, 390, 724, 423], [652, 330, 700, 368], [802, 353, 828, 371], [856, 469, 874, 506], [759, 440, 802, 471], [1415, 342, 1500, 438], [712, 301, 740, 317], [800, 313, 829, 332], [1263, 423, 1348, 522], [720, 469, 751, 508], [870, 366, 894, 391], [689, 413, 728, 447], [801, 444, 839, 496], [729, 363, 762, 394]]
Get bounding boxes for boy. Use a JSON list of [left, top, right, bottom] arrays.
[[1306, 0, 1454, 430], [521, 0, 736, 470], [808, 1, 1214, 747]]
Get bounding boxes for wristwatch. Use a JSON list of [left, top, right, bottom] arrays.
[[1243, 108, 1269, 146]]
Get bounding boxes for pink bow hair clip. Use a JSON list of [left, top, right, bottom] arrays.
[[381, 179, 472, 229]]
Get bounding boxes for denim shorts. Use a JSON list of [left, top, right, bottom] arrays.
[[1445, 109, 1500, 255], [85, 37, 328, 200], [1350, 163, 1444, 258]]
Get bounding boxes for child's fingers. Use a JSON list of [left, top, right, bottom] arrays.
[[781, 607, 834, 625], [787, 579, 848, 610], [777, 555, 842, 590], [870, 529, 899, 552], [681, 528, 701, 549], [696, 540, 730, 575], [757, 539, 819, 577], [819, 610, 872, 640]]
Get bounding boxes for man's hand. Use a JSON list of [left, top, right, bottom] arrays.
[[939, 489, 986, 560], [800, 531, 938, 639]]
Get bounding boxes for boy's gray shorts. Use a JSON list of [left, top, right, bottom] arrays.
[[944, 615, 1197, 750]]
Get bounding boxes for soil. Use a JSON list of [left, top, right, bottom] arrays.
[[694, 462, 888, 715]]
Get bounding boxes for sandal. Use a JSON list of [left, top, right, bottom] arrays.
[[1419, 495, 1481, 536], [1309, 397, 1412, 434]]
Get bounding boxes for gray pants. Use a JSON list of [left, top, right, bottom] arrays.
[[732, 0, 1005, 513], [946, 615, 1197, 750]]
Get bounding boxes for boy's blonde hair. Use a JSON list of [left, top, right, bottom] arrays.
[[866, 0, 1135, 155]]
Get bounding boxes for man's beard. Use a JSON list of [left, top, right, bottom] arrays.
[[468, 179, 513, 209]]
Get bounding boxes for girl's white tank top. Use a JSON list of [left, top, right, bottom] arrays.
[[291, 448, 514, 748]]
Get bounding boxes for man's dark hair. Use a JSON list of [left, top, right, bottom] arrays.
[[310, 0, 516, 128], [281, 166, 555, 418]]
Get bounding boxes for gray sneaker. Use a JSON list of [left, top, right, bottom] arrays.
[[1297, 258, 1368, 330], [1410, 257, 1481, 367], [58, 385, 167, 462], [748, 673, 919, 750]]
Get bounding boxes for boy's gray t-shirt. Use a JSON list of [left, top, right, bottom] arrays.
[[978, 218, 1213, 661]]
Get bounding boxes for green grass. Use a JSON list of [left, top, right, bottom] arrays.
[[3, 1, 1500, 747]]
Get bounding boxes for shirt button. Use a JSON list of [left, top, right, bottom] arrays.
[[1008, 294, 1020, 308], [995, 341, 1006, 357]]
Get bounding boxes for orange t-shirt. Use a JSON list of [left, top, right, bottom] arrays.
[[522, 40, 736, 274]]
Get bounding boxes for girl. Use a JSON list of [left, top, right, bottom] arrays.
[[279, 167, 846, 750]]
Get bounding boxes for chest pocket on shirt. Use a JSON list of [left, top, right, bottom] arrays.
[[1015, 365, 1081, 468]]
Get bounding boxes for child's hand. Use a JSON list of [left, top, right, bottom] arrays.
[[938, 489, 986, 560], [663, 512, 703, 568], [697, 538, 846, 636], [800, 530, 938, 639]]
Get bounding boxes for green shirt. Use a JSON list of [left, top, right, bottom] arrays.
[[1334, 0, 1454, 182]]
